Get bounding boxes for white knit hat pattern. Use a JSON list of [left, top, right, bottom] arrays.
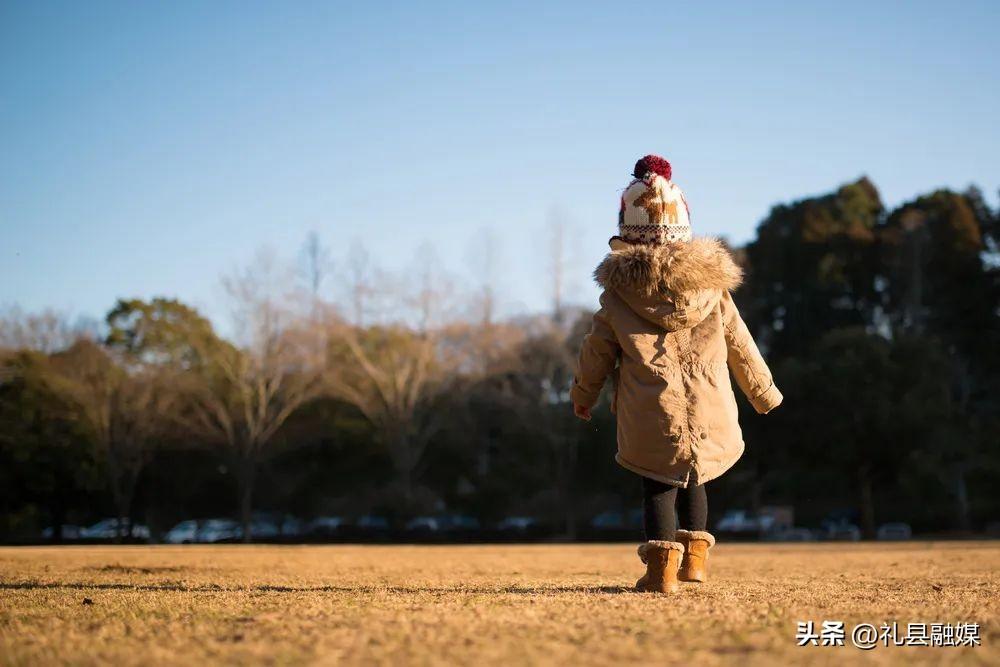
[[618, 172, 692, 245]]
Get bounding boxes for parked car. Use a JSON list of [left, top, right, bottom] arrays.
[[877, 522, 912, 541], [356, 515, 390, 531], [590, 511, 625, 530], [164, 520, 200, 544], [763, 528, 815, 542], [439, 515, 480, 532], [716, 510, 774, 533], [308, 516, 346, 536], [278, 515, 305, 537], [81, 518, 121, 539], [248, 519, 280, 539], [80, 518, 150, 540], [406, 516, 440, 532], [497, 516, 536, 531], [41, 525, 82, 540], [405, 514, 479, 535], [198, 519, 242, 543], [824, 522, 862, 541], [162, 518, 237, 543]]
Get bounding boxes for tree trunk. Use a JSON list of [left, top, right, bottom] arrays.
[[115, 471, 139, 542], [564, 428, 579, 540], [401, 453, 414, 509], [953, 466, 971, 532], [106, 454, 126, 544], [749, 470, 763, 515], [110, 487, 126, 544], [390, 429, 415, 508], [49, 501, 67, 544], [859, 465, 876, 539], [562, 422, 583, 540], [238, 457, 256, 543]]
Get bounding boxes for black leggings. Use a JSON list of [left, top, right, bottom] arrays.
[[641, 476, 708, 541]]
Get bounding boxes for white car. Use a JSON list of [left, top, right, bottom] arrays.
[[406, 517, 439, 531], [80, 518, 124, 539], [497, 517, 536, 531], [356, 515, 390, 531], [278, 516, 304, 537], [308, 516, 345, 535], [716, 510, 771, 533], [164, 519, 242, 543], [164, 520, 199, 544], [825, 523, 862, 541], [198, 519, 242, 543], [877, 522, 912, 541], [247, 520, 279, 539], [41, 525, 82, 540], [764, 528, 816, 542], [81, 518, 149, 540]]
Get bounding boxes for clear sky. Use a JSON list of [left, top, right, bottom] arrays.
[[2, 1, 998, 329]]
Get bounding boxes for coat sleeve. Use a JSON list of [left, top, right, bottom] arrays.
[[569, 291, 621, 409], [720, 291, 783, 414]]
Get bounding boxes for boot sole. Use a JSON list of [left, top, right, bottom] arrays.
[[635, 582, 680, 593]]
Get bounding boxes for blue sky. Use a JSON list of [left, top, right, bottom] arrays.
[[2, 1, 998, 328]]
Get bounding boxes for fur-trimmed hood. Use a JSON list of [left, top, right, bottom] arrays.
[[571, 237, 782, 490], [593, 238, 743, 332], [595, 237, 743, 296]]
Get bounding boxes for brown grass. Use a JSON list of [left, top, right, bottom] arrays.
[[1, 542, 997, 665]]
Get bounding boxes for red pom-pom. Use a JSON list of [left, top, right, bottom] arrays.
[[633, 154, 672, 181]]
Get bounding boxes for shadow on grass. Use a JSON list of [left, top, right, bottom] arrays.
[[0, 581, 631, 595]]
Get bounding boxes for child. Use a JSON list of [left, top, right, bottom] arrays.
[[570, 154, 782, 593]]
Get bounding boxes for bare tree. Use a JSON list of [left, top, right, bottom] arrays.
[[343, 239, 375, 327], [47, 339, 176, 540], [321, 250, 470, 506], [547, 209, 570, 325], [288, 233, 336, 367], [465, 227, 505, 327], [323, 321, 462, 506], [178, 251, 326, 541], [298, 230, 334, 306], [0, 307, 86, 354], [408, 242, 457, 333], [179, 332, 323, 541], [102, 291, 324, 541]]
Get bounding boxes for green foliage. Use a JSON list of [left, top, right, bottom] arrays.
[[743, 177, 884, 357], [0, 352, 102, 539], [740, 179, 1000, 533], [105, 297, 228, 369]]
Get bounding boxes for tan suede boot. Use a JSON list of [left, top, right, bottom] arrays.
[[676, 530, 715, 583], [635, 540, 684, 593]]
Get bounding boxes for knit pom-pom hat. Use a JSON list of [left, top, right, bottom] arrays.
[[632, 154, 672, 181], [616, 154, 691, 246]]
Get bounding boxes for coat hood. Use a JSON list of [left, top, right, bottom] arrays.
[[594, 237, 743, 331]]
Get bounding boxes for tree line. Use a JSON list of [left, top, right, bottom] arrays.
[[1, 178, 998, 542]]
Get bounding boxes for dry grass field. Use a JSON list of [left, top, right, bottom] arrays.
[[1, 542, 997, 666]]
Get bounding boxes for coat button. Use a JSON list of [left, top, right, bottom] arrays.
[[700, 432, 707, 439]]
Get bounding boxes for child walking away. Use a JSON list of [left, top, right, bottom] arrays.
[[571, 155, 782, 594]]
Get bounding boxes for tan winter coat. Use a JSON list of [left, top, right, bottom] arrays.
[[570, 238, 782, 488]]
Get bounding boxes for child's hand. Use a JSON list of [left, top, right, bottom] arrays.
[[573, 403, 592, 422]]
